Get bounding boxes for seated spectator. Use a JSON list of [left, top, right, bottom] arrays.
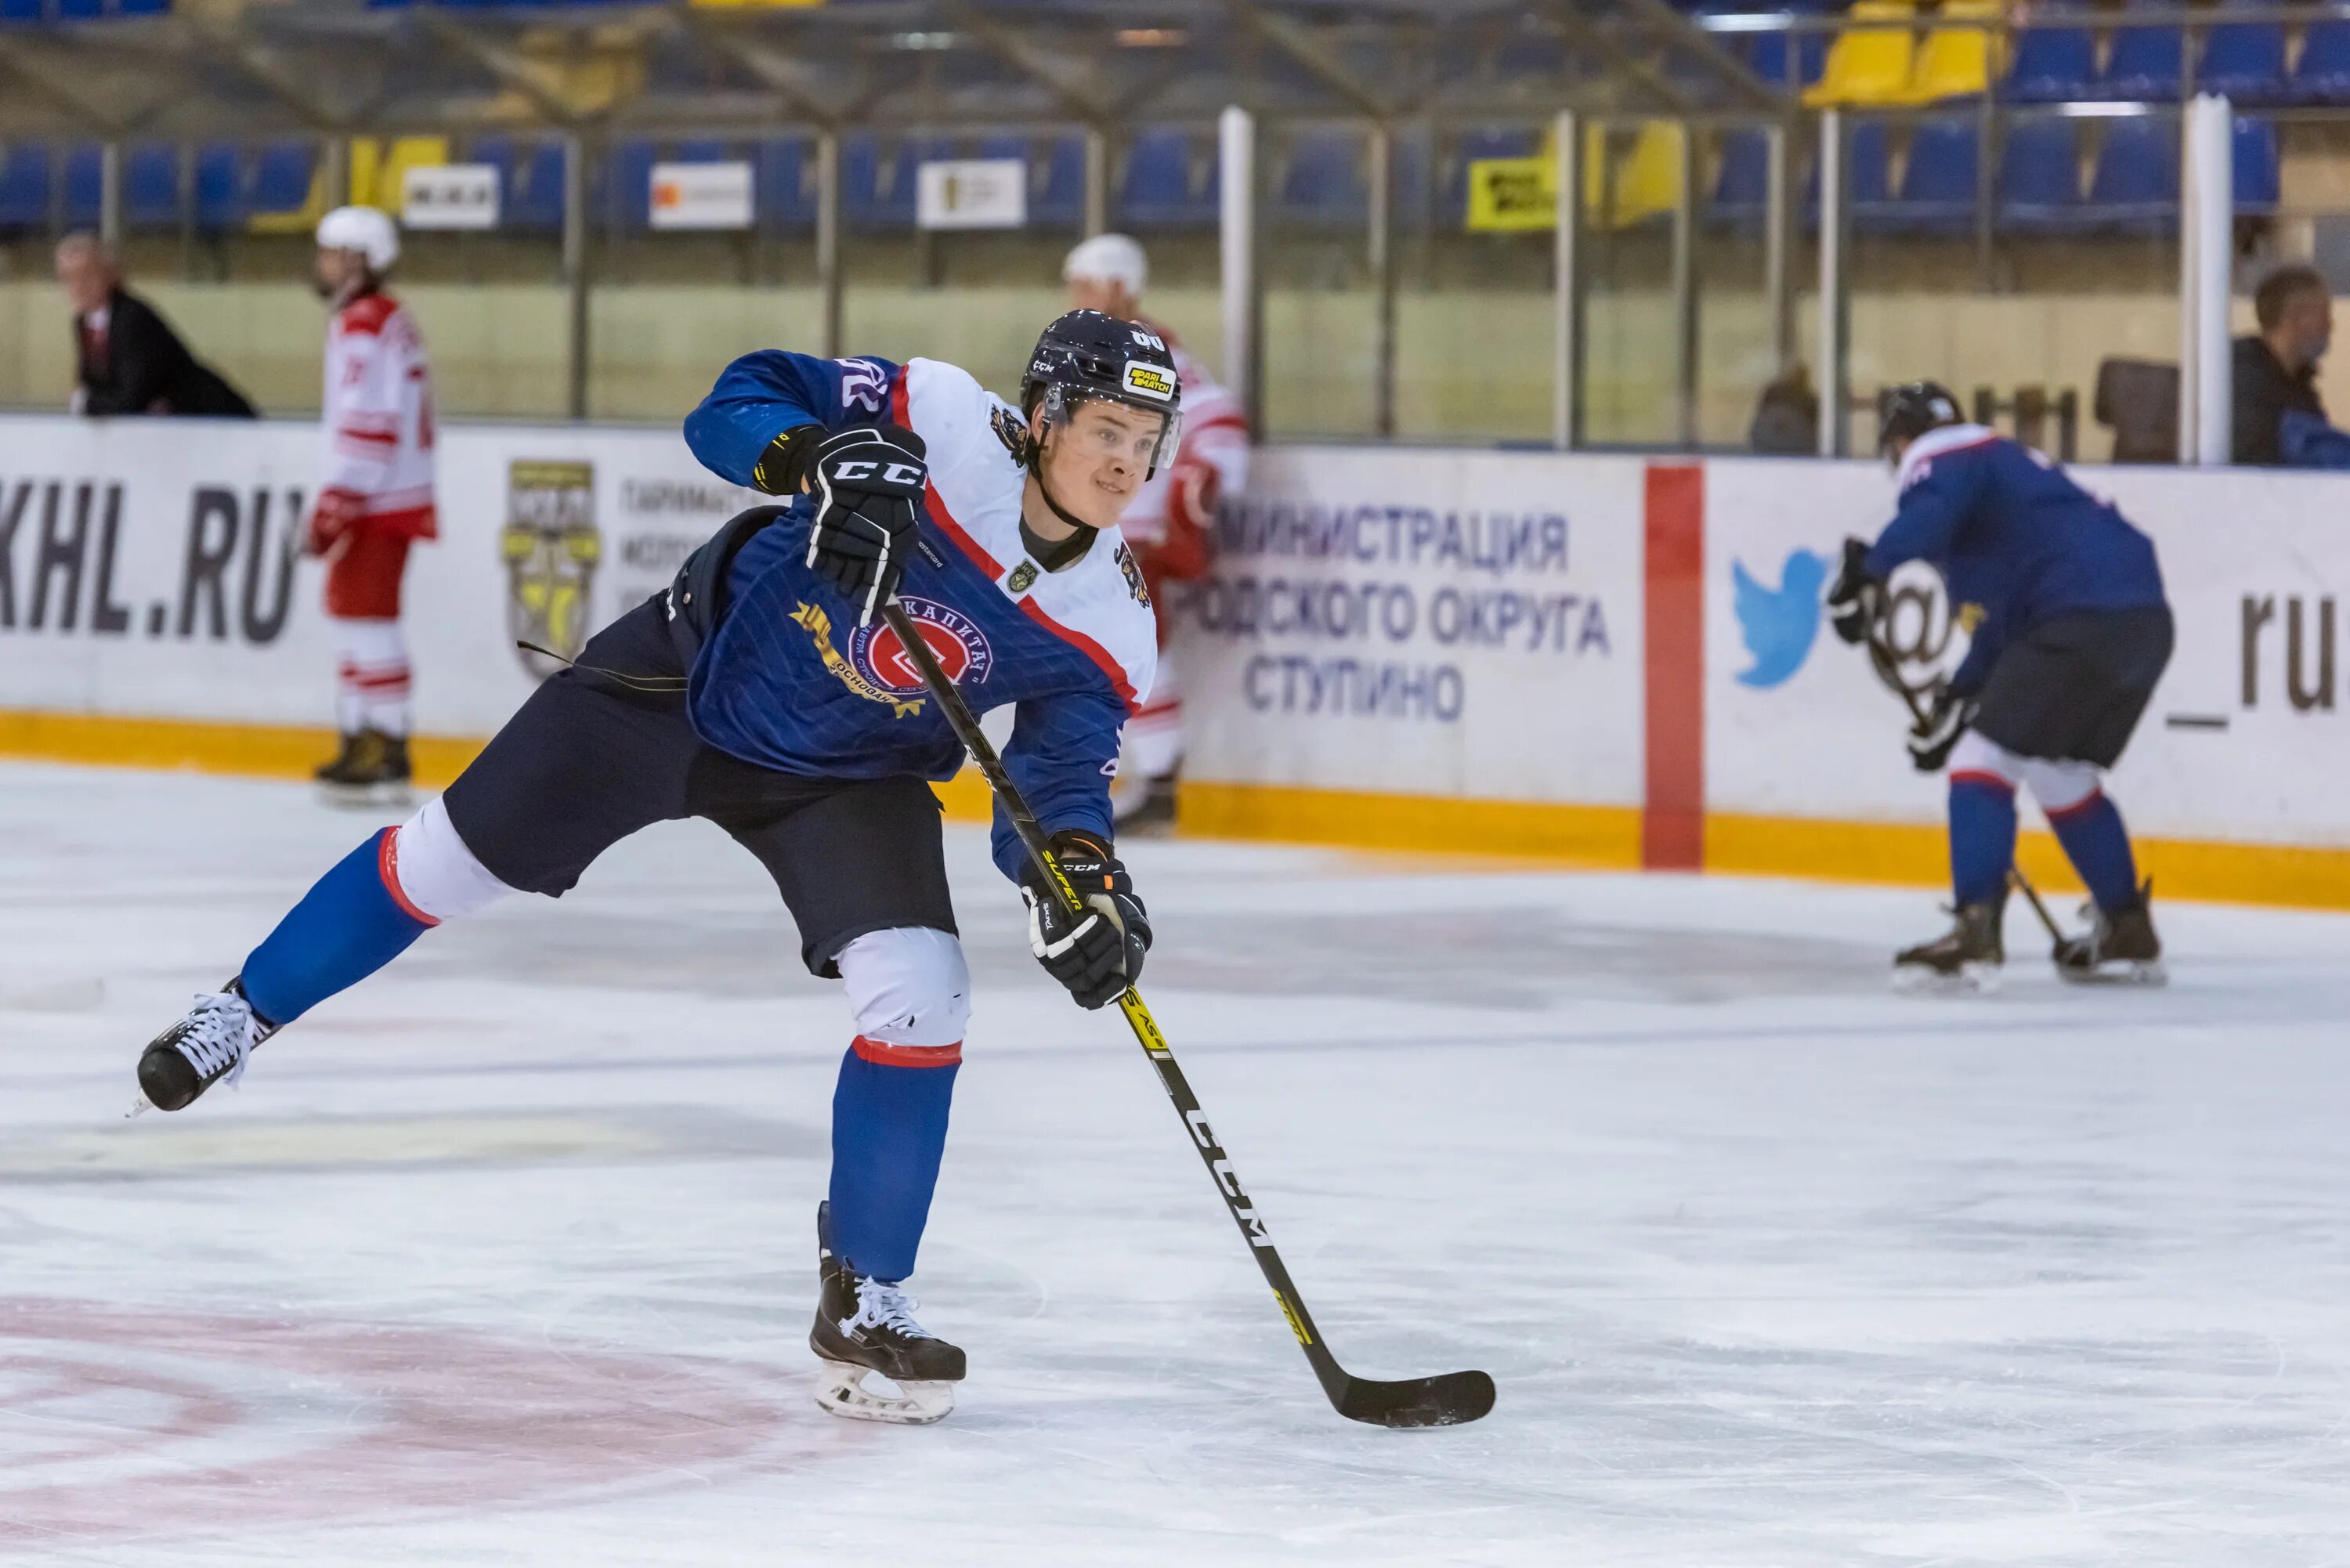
[[57, 233, 257, 419], [2232, 264, 2336, 465], [1748, 363, 1819, 454]]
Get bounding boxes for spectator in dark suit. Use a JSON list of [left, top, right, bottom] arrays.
[[2232, 264, 2334, 465], [56, 233, 257, 419]]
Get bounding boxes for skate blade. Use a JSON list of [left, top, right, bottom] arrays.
[[1892, 961, 2001, 995], [814, 1360, 955, 1425], [316, 782, 416, 811], [2057, 956, 2167, 988]]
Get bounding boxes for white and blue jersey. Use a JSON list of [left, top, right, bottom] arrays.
[[682, 351, 1158, 881], [1865, 425, 2167, 695]]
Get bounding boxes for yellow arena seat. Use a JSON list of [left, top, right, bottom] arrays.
[[1900, 0, 2003, 103], [1804, 0, 1918, 108]]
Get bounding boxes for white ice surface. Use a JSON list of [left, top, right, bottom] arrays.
[[3, 761, 2350, 1566]]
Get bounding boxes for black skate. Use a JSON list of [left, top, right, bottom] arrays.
[[1893, 900, 2005, 993], [136, 980, 277, 1113], [2053, 881, 2166, 986], [1113, 773, 1177, 836], [809, 1201, 964, 1425], [316, 728, 413, 810]]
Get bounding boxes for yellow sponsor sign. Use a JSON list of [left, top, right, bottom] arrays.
[[1465, 156, 1558, 233]]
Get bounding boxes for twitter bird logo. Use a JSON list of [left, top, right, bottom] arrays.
[[1732, 548, 1828, 689]]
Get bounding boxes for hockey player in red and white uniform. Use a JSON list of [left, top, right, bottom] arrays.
[[308, 206, 437, 804], [1064, 234, 1249, 830]]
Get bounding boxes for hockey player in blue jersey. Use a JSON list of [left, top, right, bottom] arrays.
[[1827, 382, 2172, 989], [132, 309, 1183, 1424]]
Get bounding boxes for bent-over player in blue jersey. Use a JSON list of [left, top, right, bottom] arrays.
[[131, 310, 1186, 1424], [1827, 382, 2172, 991]]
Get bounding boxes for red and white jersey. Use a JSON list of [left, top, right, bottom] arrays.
[[320, 291, 437, 539], [1116, 320, 1247, 573]]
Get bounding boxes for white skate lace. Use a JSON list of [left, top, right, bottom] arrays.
[[174, 992, 257, 1090], [848, 1278, 935, 1340]]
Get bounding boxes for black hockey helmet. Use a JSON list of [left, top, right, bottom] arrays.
[[1878, 381, 1964, 457], [1020, 309, 1184, 479]]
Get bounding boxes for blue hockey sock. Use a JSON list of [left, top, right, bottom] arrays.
[[2047, 791, 2141, 914], [239, 829, 434, 1027], [828, 1040, 960, 1282], [1947, 773, 2018, 908]]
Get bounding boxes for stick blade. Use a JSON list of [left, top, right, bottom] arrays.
[[1336, 1368, 1495, 1429]]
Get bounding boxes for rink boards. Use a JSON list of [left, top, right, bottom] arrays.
[[0, 413, 2342, 906]]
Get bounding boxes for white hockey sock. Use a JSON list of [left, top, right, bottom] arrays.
[[333, 617, 411, 737]]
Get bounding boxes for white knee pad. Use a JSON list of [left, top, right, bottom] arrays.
[[838, 927, 970, 1050], [386, 797, 519, 924], [1947, 729, 2099, 813]]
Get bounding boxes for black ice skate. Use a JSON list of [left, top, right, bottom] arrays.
[[2053, 881, 2166, 986], [315, 728, 414, 809], [1113, 772, 1178, 836], [1893, 900, 2005, 993], [809, 1201, 964, 1425], [135, 980, 277, 1113]]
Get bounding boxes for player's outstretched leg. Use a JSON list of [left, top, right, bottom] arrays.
[[2037, 780, 2164, 985], [137, 797, 513, 1110], [1896, 753, 2015, 992], [809, 927, 969, 1424]]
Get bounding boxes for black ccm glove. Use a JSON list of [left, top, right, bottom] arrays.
[[1907, 683, 1976, 772], [1020, 831, 1152, 1010], [756, 423, 928, 626], [1826, 536, 1883, 646]]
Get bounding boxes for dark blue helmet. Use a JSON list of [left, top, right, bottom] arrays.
[[1878, 381, 1963, 456], [1021, 309, 1184, 478]]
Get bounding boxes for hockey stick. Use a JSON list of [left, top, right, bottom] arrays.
[[1861, 623, 2066, 942], [880, 600, 1495, 1429]]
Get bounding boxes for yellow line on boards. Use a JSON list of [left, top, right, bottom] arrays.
[[5, 713, 2344, 911]]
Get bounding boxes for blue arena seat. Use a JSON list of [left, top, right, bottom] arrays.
[[0, 144, 50, 229], [2002, 2, 2097, 102], [1029, 135, 1084, 229], [1747, 29, 1828, 91], [597, 139, 653, 231], [1277, 131, 1367, 228], [757, 137, 815, 231], [62, 142, 102, 228], [1117, 128, 1214, 229], [1997, 117, 2084, 231], [125, 142, 179, 229], [2098, 3, 2184, 101], [2233, 114, 2280, 214], [2196, 2, 2287, 103], [2290, 20, 2350, 103], [249, 140, 314, 217], [1891, 116, 1978, 233], [193, 143, 242, 229], [1810, 117, 1890, 230], [2083, 116, 2178, 232], [1708, 126, 1771, 228], [0, 0, 45, 20]]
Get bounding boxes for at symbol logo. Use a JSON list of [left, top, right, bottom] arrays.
[[852, 595, 994, 693], [1878, 561, 1968, 698]]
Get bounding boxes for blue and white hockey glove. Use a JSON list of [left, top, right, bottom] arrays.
[[1907, 685, 1974, 772], [803, 424, 928, 626], [1021, 831, 1151, 1010], [1826, 537, 1882, 646]]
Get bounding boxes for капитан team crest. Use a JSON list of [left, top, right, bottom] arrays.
[[502, 460, 602, 678], [855, 597, 995, 694]]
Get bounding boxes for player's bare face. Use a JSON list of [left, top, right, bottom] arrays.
[[313, 247, 363, 303], [1037, 400, 1162, 532]]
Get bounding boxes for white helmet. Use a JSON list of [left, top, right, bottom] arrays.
[[316, 205, 400, 272], [1062, 232, 1148, 294]]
